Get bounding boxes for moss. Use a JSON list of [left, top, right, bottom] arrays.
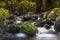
[[20, 21, 37, 36]]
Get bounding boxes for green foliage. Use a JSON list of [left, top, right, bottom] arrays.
[[53, 1, 60, 8], [18, 0, 36, 14], [20, 21, 37, 36], [51, 8, 60, 17], [0, 1, 6, 8], [0, 8, 10, 19]]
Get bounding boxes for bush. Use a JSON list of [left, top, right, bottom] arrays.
[[20, 21, 37, 36], [0, 8, 10, 19], [18, 0, 36, 14]]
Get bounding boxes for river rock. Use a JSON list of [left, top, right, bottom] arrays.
[[7, 25, 20, 34], [54, 16, 60, 32]]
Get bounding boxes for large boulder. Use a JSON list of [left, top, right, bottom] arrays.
[[20, 21, 37, 36], [54, 16, 60, 32]]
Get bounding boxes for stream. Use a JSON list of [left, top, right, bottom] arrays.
[[1, 16, 60, 40], [2, 27, 60, 40]]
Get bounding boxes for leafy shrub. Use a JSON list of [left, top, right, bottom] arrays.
[[18, 0, 36, 14], [20, 21, 37, 36], [0, 8, 10, 19]]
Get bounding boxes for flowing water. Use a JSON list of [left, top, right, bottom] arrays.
[[2, 27, 60, 40], [2, 16, 60, 40]]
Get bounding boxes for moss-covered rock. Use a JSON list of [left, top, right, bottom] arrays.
[[43, 11, 56, 21], [42, 8, 60, 26], [51, 8, 60, 17], [43, 8, 60, 22], [20, 21, 37, 36], [47, 11, 56, 21], [43, 11, 50, 19]]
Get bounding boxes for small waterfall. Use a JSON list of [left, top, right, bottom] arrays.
[[37, 16, 41, 20], [14, 16, 23, 25], [37, 27, 41, 34], [51, 25, 55, 31]]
